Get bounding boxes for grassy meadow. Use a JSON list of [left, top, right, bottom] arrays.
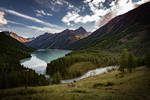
[[0, 66, 150, 100]]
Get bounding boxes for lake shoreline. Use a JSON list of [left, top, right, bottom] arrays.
[[20, 49, 71, 75]]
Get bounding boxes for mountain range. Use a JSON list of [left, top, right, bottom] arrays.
[[26, 27, 90, 49]]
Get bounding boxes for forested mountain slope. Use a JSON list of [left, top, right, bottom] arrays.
[[0, 32, 49, 89]]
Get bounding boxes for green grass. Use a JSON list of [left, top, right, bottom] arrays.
[[1, 66, 150, 100], [68, 62, 96, 77]]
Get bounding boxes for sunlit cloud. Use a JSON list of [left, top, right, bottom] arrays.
[[34, 0, 79, 12], [0, 11, 7, 25], [27, 26, 62, 33], [62, 0, 150, 32]]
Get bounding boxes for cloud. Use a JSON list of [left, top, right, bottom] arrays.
[[7, 20, 64, 34], [34, 0, 80, 12], [0, 7, 66, 34], [0, 7, 62, 29], [62, 0, 109, 26], [0, 11, 7, 25], [27, 26, 62, 33], [62, 0, 150, 32], [62, 11, 79, 26], [0, 25, 40, 38], [35, 10, 52, 17], [61, 10, 107, 26], [135, 0, 150, 4], [7, 20, 27, 26], [97, 0, 150, 27], [0, 20, 65, 38]]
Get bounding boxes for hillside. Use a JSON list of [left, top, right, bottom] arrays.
[[0, 66, 150, 100], [68, 2, 150, 55], [26, 27, 89, 49], [3, 31, 30, 43], [0, 32, 49, 89], [0, 32, 32, 60]]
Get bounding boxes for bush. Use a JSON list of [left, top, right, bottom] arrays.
[[93, 82, 115, 88]]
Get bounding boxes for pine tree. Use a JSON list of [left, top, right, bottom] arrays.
[[119, 49, 128, 73], [52, 72, 62, 84], [128, 53, 136, 73]]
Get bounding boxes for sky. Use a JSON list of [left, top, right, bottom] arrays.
[[0, 0, 149, 38]]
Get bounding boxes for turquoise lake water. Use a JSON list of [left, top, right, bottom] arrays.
[[20, 49, 71, 74]]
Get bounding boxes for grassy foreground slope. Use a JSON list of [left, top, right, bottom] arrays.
[[0, 66, 150, 100]]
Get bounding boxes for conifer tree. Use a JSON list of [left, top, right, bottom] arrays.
[[128, 53, 136, 72], [52, 72, 62, 84], [119, 49, 128, 73]]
